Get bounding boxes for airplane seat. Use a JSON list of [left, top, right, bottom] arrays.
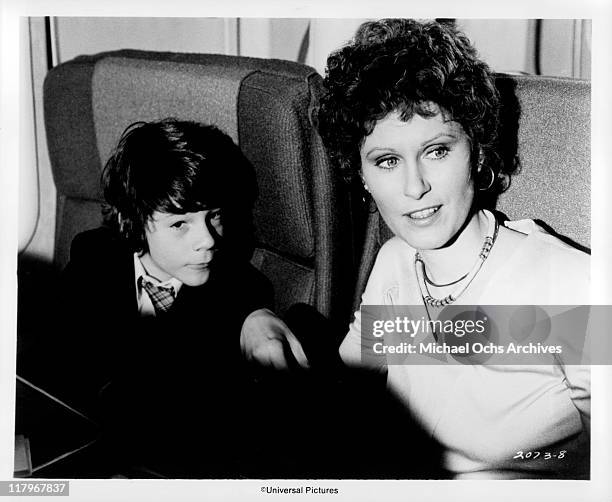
[[43, 49, 354, 322]]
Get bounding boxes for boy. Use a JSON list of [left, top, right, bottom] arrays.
[[44, 119, 305, 476]]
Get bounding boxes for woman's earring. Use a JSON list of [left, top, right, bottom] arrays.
[[476, 149, 495, 191], [361, 181, 370, 203], [477, 165, 496, 191], [117, 213, 126, 233], [359, 183, 378, 213]]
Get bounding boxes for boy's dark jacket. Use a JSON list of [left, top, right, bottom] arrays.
[[32, 226, 273, 475]]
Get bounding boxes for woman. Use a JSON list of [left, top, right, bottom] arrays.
[[318, 19, 590, 479]]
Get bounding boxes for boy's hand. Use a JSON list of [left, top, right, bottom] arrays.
[[240, 308, 310, 371]]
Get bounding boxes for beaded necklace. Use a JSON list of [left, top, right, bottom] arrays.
[[414, 210, 499, 307]]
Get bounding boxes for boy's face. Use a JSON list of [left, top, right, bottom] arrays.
[[140, 209, 223, 286]]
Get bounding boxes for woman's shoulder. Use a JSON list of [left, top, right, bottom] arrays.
[[372, 236, 416, 278], [502, 218, 589, 271], [378, 235, 414, 258], [360, 237, 415, 302], [495, 218, 590, 303]]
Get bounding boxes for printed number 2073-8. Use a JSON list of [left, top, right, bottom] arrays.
[[513, 450, 567, 460]]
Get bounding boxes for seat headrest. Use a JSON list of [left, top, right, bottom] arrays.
[[495, 74, 590, 248]]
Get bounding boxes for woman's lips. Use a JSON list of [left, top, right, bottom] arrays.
[[406, 205, 441, 220]]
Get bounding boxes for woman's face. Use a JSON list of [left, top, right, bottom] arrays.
[[360, 107, 475, 251]]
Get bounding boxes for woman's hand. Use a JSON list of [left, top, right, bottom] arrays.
[[240, 308, 309, 371]]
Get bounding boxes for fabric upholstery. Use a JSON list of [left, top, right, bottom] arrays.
[[44, 49, 354, 322], [54, 197, 107, 270], [44, 57, 102, 201], [251, 248, 315, 314], [92, 57, 251, 162], [239, 71, 315, 259], [353, 74, 591, 311], [239, 72, 354, 319], [495, 75, 589, 246]]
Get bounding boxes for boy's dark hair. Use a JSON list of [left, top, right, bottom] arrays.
[[318, 19, 506, 197], [102, 119, 257, 257]]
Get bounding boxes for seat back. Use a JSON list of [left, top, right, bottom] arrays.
[[44, 50, 354, 321], [353, 74, 590, 311]]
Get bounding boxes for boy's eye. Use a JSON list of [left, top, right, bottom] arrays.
[[170, 221, 186, 229], [375, 156, 399, 170], [425, 146, 449, 160]]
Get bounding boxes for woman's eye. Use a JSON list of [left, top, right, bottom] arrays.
[[376, 156, 399, 170], [426, 146, 449, 160], [171, 221, 186, 229]]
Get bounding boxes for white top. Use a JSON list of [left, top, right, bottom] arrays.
[[340, 218, 590, 479], [133, 253, 183, 317]]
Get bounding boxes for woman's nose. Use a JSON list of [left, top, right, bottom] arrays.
[[402, 162, 431, 199]]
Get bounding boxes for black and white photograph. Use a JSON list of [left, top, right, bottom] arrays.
[[1, 1, 611, 501]]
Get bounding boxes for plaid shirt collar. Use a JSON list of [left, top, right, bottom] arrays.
[[133, 253, 183, 299]]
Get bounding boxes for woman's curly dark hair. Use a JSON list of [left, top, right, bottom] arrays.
[[318, 19, 504, 196]]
